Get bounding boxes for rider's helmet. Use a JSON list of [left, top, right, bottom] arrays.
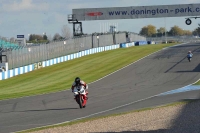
[[188, 51, 191, 54], [75, 77, 81, 85]]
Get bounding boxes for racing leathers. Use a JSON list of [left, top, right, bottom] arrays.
[[71, 80, 88, 99]]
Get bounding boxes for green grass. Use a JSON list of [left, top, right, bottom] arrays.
[[0, 43, 178, 100], [194, 80, 200, 85]]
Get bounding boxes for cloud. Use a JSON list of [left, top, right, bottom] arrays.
[[1, 0, 49, 12], [113, 0, 200, 7], [66, 3, 95, 10], [187, 0, 200, 2], [42, 15, 56, 25], [65, 0, 126, 10]]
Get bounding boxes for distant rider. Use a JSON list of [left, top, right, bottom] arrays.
[[187, 51, 193, 59], [71, 77, 88, 99]]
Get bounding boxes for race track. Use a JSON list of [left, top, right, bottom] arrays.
[[0, 42, 200, 133]]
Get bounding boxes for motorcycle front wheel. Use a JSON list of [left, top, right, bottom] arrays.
[[78, 95, 83, 109]]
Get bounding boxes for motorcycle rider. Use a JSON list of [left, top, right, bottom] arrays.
[[187, 51, 193, 61], [71, 77, 88, 99]]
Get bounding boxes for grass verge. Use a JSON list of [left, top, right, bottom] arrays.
[[194, 80, 200, 85]]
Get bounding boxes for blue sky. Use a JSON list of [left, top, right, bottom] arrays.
[[0, 0, 200, 39]]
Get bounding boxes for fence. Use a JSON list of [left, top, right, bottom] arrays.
[[1, 32, 146, 70], [128, 32, 147, 42], [147, 36, 200, 43]]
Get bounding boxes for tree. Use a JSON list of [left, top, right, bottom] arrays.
[[139, 26, 148, 36], [192, 29, 198, 36], [168, 25, 183, 36], [43, 34, 48, 40], [53, 33, 63, 41], [29, 34, 43, 41], [1, 37, 8, 41], [29, 34, 33, 41], [139, 25, 156, 37], [10, 37, 15, 43], [61, 25, 71, 39], [183, 30, 192, 35], [28, 34, 48, 43], [192, 24, 200, 36], [157, 27, 166, 37]]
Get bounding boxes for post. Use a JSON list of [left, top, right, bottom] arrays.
[[111, 26, 116, 44], [97, 35, 99, 47], [113, 31, 116, 44], [92, 33, 94, 48]]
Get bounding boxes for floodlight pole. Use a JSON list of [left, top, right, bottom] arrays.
[[165, 18, 167, 43]]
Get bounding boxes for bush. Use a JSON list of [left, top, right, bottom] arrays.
[[169, 40, 177, 43]]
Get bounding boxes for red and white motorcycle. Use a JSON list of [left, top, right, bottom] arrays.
[[73, 86, 88, 109]]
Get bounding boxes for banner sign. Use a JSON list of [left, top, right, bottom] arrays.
[[72, 3, 200, 21], [17, 35, 24, 38], [34, 62, 43, 70]]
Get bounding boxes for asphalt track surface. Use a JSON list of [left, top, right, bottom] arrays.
[[0, 43, 200, 133]]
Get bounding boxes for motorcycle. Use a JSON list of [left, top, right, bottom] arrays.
[[188, 57, 192, 62], [187, 54, 193, 62], [73, 86, 88, 108]]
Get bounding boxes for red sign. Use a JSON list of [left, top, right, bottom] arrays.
[[86, 12, 103, 16]]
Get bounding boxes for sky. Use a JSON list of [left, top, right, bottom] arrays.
[[1, 0, 200, 39]]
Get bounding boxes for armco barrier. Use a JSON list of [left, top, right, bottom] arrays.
[[135, 41, 148, 46], [120, 43, 126, 48], [120, 42, 135, 48], [147, 41, 156, 44], [0, 44, 119, 80], [128, 42, 135, 47]]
